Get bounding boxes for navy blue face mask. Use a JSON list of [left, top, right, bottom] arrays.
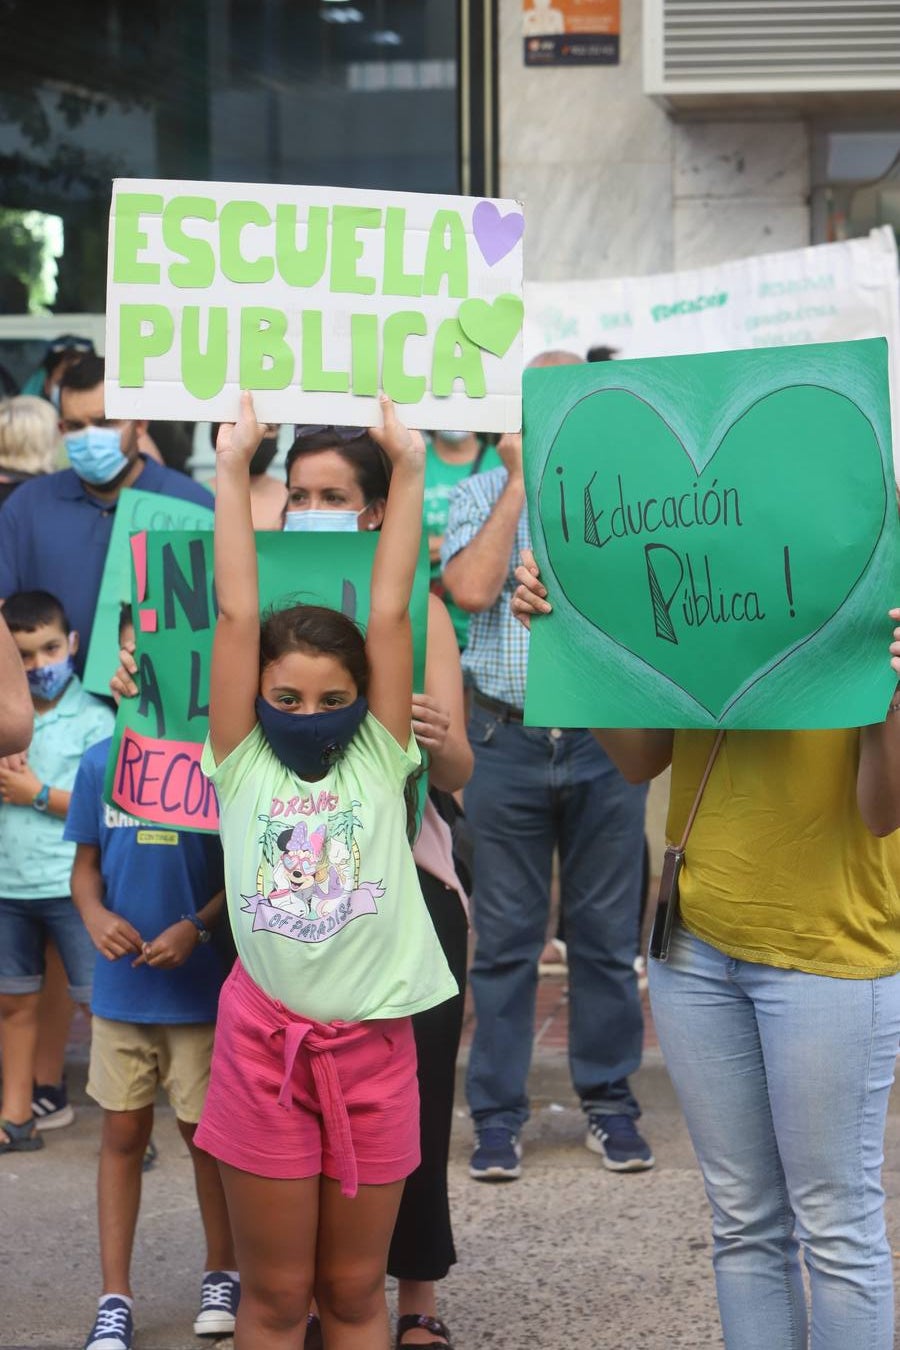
[[255, 695, 368, 779]]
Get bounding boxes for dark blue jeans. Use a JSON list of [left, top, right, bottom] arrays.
[[464, 703, 648, 1132]]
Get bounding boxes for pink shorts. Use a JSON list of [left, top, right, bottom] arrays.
[[194, 963, 420, 1196]]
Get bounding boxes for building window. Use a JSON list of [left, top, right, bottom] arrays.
[[0, 0, 459, 321], [812, 130, 900, 245]]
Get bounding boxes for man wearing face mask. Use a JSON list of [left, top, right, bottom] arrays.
[[424, 429, 501, 652], [0, 353, 213, 681], [207, 422, 286, 530]]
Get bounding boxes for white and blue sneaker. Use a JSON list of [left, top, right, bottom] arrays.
[[469, 1126, 523, 1181], [586, 1112, 654, 1172], [84, 1295, 134, 1350], [193, 1271, 240, 1337]]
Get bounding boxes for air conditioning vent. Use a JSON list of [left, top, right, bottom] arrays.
[[645, 0, 900, 103]]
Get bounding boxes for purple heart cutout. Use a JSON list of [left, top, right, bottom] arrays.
[[473, 200, 524, 266]]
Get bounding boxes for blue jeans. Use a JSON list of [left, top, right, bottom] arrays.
[[464, 704, 648, 1131], [649, 925, 900, 1350], [0, 894, 94, 1003]]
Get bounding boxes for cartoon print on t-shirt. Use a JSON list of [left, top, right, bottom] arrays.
[[241, 798, 384, 944]]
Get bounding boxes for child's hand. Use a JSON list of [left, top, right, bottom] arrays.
[[368, 395, 425, 470], [110, 642, 139, 703], [0, 759, 41, 806], [85, 909, 143, 962], [0, 752, 28, 773], [133, 920, 199, 970], [412, 693, 450, 754], [215, 391, 266, 469]]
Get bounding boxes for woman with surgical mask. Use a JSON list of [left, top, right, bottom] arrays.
[[285, 425, 472, 1350]]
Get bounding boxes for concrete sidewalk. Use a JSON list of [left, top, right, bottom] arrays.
[[3, 982, 900, 1349]]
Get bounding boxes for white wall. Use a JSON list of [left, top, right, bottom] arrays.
[[499, 0, 811, 282]]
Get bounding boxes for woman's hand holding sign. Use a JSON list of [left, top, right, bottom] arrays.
[[511, 547, 552, 629]]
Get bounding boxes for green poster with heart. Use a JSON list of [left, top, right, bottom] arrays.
[[523, 338, 900, 729]]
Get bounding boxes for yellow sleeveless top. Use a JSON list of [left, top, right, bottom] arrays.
[[667, 729, 900, 978]]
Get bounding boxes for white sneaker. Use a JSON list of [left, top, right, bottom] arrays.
[[83, 1296, 133, 1350], [193, 1271, 240, 1337]]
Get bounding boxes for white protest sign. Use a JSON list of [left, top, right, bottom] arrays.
[[105, 179, 525, 432], [524, 226, 900, 458]]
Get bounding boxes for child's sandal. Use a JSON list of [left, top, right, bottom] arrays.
[[396, 1313, 454, 1349], [0, 1116, 44, 1153]]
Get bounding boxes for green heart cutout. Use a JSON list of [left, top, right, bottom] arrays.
[[457, 293, 524, 357], [538, 385, 886, 719]]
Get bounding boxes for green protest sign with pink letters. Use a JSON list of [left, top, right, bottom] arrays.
[[104, 530, 428, 832], [523, 338, 900, 729]]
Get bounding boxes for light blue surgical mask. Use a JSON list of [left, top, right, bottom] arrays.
[[64, 426, 130, 487], [284, 509, 364, 533], [436, 429, 472, 445]]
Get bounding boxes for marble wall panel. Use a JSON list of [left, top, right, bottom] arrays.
[[498, 1, 812, 281], [674, 122, 810, 201], [510, 160, 673, 280], [674, 200, 811, 270]]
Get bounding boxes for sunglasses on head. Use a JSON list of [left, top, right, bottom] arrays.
[[293, 424, 369, 443], [48, 336, 94, 355]]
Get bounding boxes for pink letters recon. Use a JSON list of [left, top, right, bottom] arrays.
[[112, 727, 219, 831]]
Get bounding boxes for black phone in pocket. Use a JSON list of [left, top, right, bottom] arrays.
[[648, 845, 684, 962]]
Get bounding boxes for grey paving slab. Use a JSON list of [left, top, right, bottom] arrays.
[[2, 1051, 899, 1349]]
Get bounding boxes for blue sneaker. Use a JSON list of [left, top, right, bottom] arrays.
[[84, 1296, 133, 1350], [469, 1126, 522, 1181], [193, 1271, 240, 1336], [585, 1112, 654, 1172], [32, 1078, 74, 1131]]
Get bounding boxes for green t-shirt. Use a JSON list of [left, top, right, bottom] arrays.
[[424, 439, 502, 648], [201, 714, 457, 1022]]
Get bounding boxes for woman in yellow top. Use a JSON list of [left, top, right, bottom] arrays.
[[514, 552, 900, 1350]]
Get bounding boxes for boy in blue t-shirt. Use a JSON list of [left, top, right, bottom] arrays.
[[65, 610, 237, 1350], [0, 590, 113, 1153]]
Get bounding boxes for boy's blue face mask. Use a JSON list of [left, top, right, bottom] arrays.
[[64, 426, 131, 488], [255, 696, 368, 779], [27, 653, 74, 702]]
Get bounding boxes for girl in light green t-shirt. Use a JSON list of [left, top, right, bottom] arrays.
[[194, 394, 456, 1350]]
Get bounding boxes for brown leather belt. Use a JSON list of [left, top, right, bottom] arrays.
[[472, 691, 524, 723]]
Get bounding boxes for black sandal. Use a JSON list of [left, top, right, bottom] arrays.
[[396, 1313, 454, 1349], [0, 1116, 44, 1154]]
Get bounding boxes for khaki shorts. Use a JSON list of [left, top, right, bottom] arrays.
[[87, 1016, 216, 1123]]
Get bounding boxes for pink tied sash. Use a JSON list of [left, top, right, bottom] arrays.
[[272, 1017, 360, 1197]]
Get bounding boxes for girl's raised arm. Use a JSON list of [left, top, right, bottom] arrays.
[[209, 392, 266, 765], [366, 395, 426, 747]]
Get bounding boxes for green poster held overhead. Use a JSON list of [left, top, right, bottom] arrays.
[[104, 529, 430, 832], [82, 487, 214, 696], [523, 338, 900, 730]]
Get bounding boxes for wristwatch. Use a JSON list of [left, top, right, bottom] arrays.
[[31, 784, 50, 813], [180, 913, 211, 944]]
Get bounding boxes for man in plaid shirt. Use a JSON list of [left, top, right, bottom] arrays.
[[441, 351, 652, 1180]]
